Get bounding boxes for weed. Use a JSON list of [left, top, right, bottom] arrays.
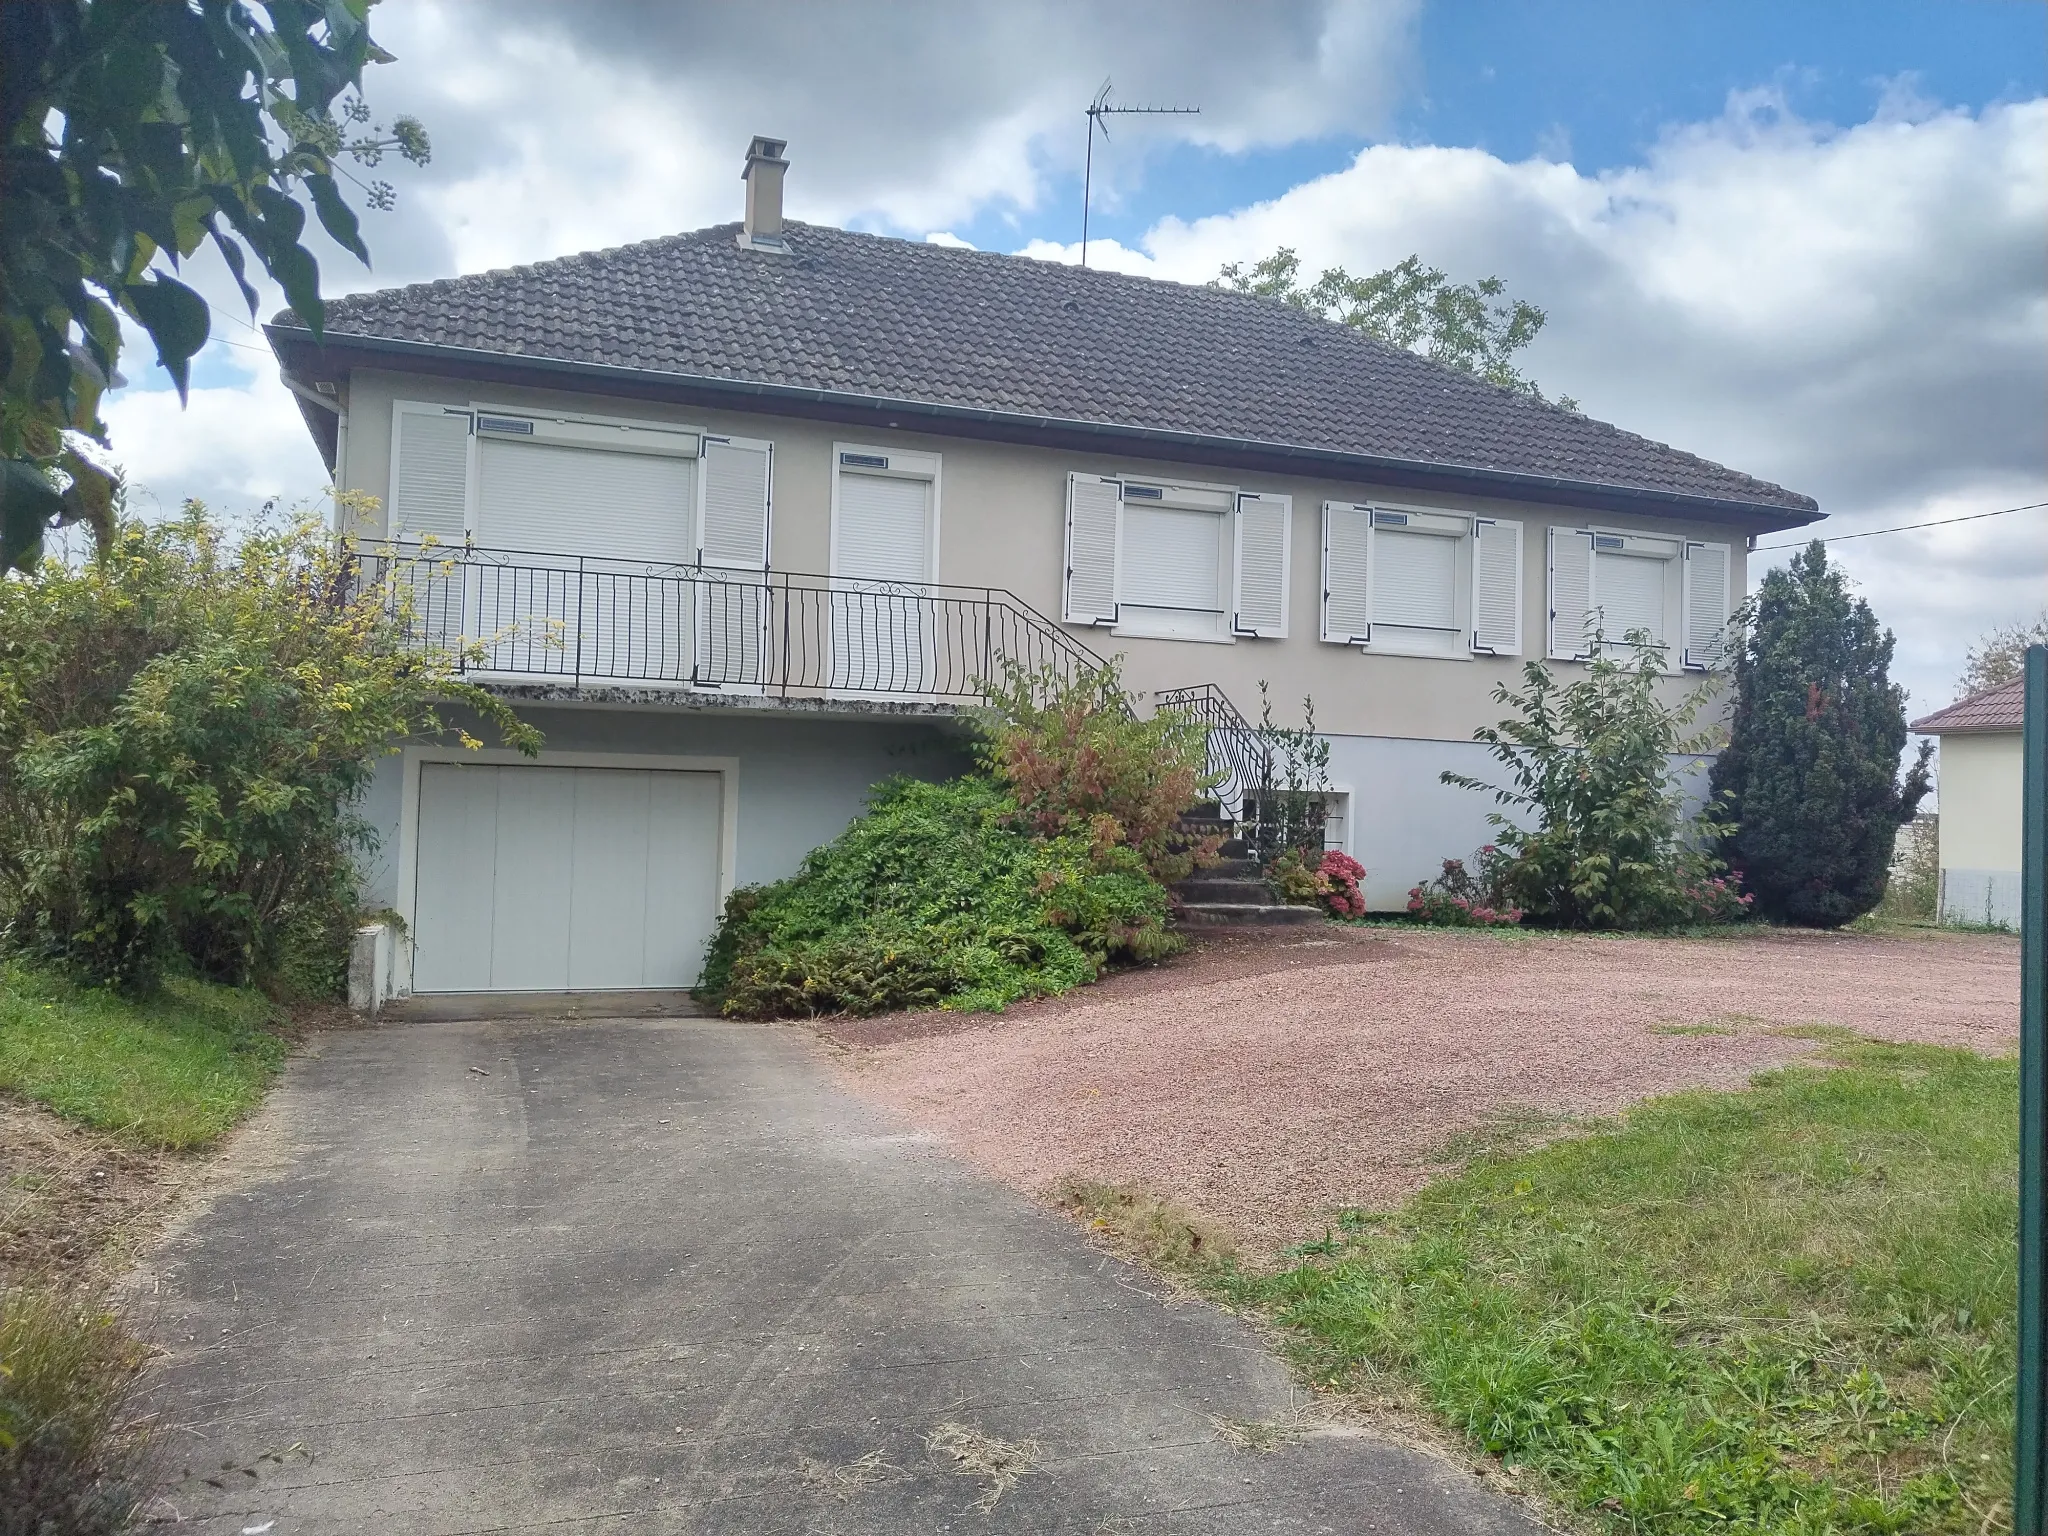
[[0, 1283, 153, 1536], [1051, 1177, 1238, 1275], [1649, 1022, 1739, 1037]]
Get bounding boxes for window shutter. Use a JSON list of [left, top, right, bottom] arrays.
[[1682, 540, 1733, 670], [1232, 492, 1291, 637], [698, 436, 772, 570], [1547, 526, 1595, 660], [1064, 472, 1121, 625], [389, 402, 471, 541], [1471, 517, 1523, 655], [1320, 502, 1373, 643]]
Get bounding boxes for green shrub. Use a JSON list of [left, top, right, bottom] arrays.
[[1405, 853, 1525, 926], [1711, 542, 1932, 928], [1, 1285, 152, 1536], [0, 503, 535, 992], [704, 775, 1178, 1018], [977, 659, 1213, 882], [1443, 635, 1746, 929]]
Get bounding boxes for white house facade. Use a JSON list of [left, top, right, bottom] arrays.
[[269, 136, 1823, 1002], [1912, 678, 2024, 929]]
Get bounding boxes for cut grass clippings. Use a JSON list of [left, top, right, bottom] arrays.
[[0, 960, 287, 1150], [1220, 1039, 2018, 1535]]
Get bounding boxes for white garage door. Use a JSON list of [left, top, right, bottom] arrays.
[[410, 764, 723, 993]]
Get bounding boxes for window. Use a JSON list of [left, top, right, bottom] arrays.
[[1547, 527, 1734, 669], [1319, 502, 1522, 657], [831, 445, 940, 693], [1062, 474, 1291, 641]]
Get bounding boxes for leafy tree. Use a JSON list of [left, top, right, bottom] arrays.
[[0, 501, 535, 991], [1, 0, 428, 569], [1215, 248, 1576, 408], [1710, 541, 1933, 928], [1443, 633, 1745, 929], [1956, 613, 2048, 697]]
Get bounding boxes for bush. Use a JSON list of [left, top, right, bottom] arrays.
[[1, 1285, 152, 1536], [1443, 635, 1745, 929], [1406, 853, 1524, 927], [1268, 847, 1366, 918], [703, 775, 1178, 1018], [0, 504, 535, 992], [977, 659, 1213, 882], [1710, 541, 1932, 928]]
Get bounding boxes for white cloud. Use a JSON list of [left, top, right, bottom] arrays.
[[101, 367, 325, 526]]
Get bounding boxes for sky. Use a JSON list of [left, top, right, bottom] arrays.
[[100, 0, 2047, 721]]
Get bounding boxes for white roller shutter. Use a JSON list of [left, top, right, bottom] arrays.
[[1682, 540, 1733, 671], [1232, 492, 1291, 637], [697, 436, 772, 570], [1371, 527, 1458, 629], [1471, 517, 1523, 655], [1594, 548, 1666, 646], [696, 436, 773, 689], [475, 431, 694, 562], [834, 469, 932, 583], [1547, 526, 1595, 660], [1063, 472, 1121, 625], [1321, 501, 1373, 644], [388, 402, 472, 541], [1122, 503, 1225, 611]]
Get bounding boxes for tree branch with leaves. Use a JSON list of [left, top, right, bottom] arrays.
[[1214, 248, 1576, 409], [0, 0, 428, 569]]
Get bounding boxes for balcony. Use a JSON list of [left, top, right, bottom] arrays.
[[353, 541, 1108, 710]]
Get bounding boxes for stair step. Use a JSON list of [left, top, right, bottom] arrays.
[[1175, 877, 1276, 903], [1177, 902, 1324, 927], [1198, 858, 1263, 879]]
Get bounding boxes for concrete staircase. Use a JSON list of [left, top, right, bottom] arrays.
[[1171, 812, 1322, 927]]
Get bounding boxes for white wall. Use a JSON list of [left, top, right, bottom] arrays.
[[1935, 730, 2022, 927]]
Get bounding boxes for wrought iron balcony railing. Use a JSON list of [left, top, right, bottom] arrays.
[[350, 541, 1109, 706]]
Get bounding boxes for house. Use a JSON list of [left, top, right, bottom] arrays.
[[268, 135, 1823, 1002], [1911, 678, 2024, 928]]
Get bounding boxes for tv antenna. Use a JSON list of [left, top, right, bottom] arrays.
[[1081, 80, 1199, 267]]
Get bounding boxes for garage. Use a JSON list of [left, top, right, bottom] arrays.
[[409, 763, 725, 993]]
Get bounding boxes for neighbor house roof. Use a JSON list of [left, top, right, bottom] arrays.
[[1911, 678, 2025, 734], [270, 220, 1821, 527]]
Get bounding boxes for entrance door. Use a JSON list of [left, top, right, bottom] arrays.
[[830, 459, 936, 695], [410, 763, 723, 992]]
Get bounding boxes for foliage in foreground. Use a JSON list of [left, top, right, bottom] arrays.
[[0, 959, 284, 1150], [1712, 542, 1932, 929], [0, 507, 536, 993], [0, 1284, 151, 1536], [1232, 1040, 2016, 1535], [2, 0, 428, 569], [702, 776, 1178, 1018], [1445, 635, 1749, 929], [1405, 852, 1525, 926]]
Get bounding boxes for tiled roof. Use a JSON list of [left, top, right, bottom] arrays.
[[287, 220, 1818, 518], [1911, 677, 2025, 733]]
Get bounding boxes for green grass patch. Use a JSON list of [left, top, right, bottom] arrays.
[[0, 961, 287, 1149], [1224, 1041, 2018, 1534]]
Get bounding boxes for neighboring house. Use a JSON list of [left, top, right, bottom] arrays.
[[268, 135, 1823, 1001], [1912, 678, 2024, 928]]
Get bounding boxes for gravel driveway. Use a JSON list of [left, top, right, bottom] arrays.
[[826, 926, 2019, 1254]]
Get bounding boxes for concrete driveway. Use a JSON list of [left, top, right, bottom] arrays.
[[138, 1016, 1536, 1534]]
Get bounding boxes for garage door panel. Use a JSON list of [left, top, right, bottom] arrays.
[[411, 762, 723, 993], [567, 770, 654, 990], [644, 771, 724, 988], [489, 768, 576, 991], [412, 765, 500, 995]]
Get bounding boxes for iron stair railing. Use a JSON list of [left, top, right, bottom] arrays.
[[1154, 682, 1331, 859]]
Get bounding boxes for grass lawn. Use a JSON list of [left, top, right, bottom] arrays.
[[0, 961, 289, 1150], [1220, 1037, 2017, 1535]]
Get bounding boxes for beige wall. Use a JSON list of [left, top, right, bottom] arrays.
[[1936, 731, 2023, 873], [340, 367, 1754, 743]]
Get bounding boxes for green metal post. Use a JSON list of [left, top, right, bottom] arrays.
[[2019, 643, 2048, 1533]]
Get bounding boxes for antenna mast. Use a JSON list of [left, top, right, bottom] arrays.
[[1082, 80, 1199, 268]]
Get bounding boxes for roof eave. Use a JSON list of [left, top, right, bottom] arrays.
[[267, 324, 1826, 533]]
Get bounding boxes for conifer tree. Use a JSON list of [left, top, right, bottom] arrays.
[[1710, 541, 1932, 926]]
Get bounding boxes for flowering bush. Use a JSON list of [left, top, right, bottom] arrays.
[[1406, 853, 1523, 927], [1267, 847, 1368, 919]]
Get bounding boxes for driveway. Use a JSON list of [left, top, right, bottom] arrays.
[[137, 1016, 1534, 1534]]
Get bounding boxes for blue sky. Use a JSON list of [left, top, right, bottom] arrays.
[[951, 0, 2046, 254]]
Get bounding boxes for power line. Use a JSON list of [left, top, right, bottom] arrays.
[[1754, 499, 2048, 551]]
